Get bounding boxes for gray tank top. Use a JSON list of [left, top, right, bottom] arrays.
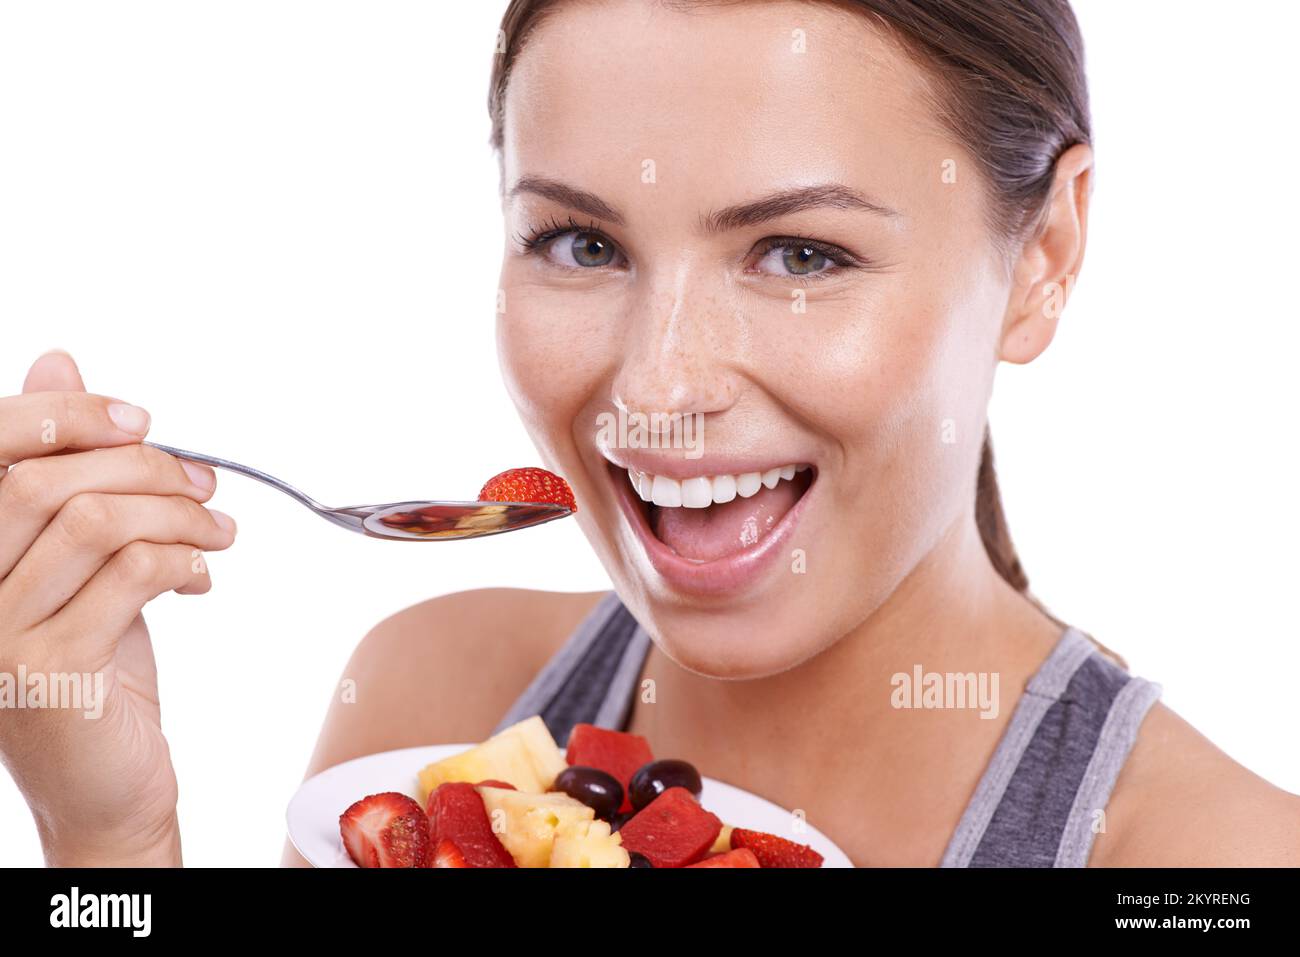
[[492, 591, 1162, 867]]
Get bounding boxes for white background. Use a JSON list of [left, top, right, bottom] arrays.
[[1, 1, 1296, 866]]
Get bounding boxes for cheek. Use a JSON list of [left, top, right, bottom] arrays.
[[496, 272, 612, 435], [863, 289, 998, 553], [756, 284, 977, 457], [760, 279, 995, 538]]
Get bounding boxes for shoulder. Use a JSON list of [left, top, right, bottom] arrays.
[[302, 587, 607, 777], [1089, 700, 1300, 866], [360, 586, 607, 675]]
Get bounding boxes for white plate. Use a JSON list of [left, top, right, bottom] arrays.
[[287, 743, 854, 868]]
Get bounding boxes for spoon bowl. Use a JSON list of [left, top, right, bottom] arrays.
[[359, 500, 571, 541]]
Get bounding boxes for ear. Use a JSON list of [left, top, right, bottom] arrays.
[[1000, 142, 1094, 365]]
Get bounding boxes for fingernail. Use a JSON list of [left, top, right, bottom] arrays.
[[40, 348, 73, 359], [209, 509, 237, 534], [107, 403, 151, 435], [181, 460, 217, 492]]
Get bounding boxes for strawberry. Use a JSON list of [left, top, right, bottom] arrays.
[[729, 827, 824, 868], [478, 467, 577, 512], [431, 838, 469, 868], [685, 848, 761, 868], [339, 792, 430, 868], [475, 779, 517, 791]]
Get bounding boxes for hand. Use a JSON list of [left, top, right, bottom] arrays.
[[0, 351, 236, 866]]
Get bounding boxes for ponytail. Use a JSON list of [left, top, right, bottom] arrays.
[[975, 427, 1027, 592], [977, 426, 1127, 669]]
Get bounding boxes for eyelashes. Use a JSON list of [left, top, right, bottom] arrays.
[[515, 216, 868, 283], [514, 214, 605, 252]]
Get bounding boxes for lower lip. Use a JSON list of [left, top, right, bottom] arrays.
[[609, 462, 816, 598]]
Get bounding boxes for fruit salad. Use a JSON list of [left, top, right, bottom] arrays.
[[338, 716, 824, 869]]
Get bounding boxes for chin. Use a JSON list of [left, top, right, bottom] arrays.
[[641, 599, 844, 680]]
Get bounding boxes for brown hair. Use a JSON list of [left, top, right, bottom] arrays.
[[488, 0, 1123, 664]]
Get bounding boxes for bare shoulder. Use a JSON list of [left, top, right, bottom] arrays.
[[1090, 701, 1300, 866], [301, 587, 606, 778]]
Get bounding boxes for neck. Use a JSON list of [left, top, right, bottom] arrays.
[[830, 508, 1046, 680]]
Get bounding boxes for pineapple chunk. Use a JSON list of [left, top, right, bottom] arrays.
[[550, 818, 630, 868], [508, 716, 570, 784], [710, 825, 734, 854], [417, 716, 568, 803], [476, 787, 594, 868]]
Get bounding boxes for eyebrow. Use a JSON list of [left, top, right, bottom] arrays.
[[508, 177, 901, 233], [508, 176, 625, 225], [702, 184, 901, 232]]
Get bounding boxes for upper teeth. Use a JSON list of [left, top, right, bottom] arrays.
[[627, 464, 809, 508]]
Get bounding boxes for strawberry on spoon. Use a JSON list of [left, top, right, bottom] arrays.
[[479, 467, 577, 513]]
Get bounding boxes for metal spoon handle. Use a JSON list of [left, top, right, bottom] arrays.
[[144, 441, 327, 512]]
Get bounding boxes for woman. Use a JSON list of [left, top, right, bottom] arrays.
[[2, 0, 1297, 868]]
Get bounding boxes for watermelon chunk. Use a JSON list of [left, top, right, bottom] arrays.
[[565, 723, 654, 813], [686, 848, 761, 868], [617, 786, 721, 868], [425, 782, 517, 868]]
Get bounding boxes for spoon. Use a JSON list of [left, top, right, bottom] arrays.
[[143, 442, 572, 541]]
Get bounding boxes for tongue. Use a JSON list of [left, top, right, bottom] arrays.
[[652, 479, 800, 561]]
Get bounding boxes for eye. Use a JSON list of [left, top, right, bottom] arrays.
[[518, 216, 626, 271], [552, 231, 617, 268], [753, 242, 835, 278], [517, 215, 626, 271]]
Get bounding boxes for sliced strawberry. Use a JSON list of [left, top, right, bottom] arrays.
[[474, 779, 517, 791], [426, 782, 517, 868], [565, 723, 654, 814], [686, 848, 761, 868], [730, 827, 824, 868], [478, 467, 577, 512], [339, 792, 430, 868], [431, 838, 469, 868]]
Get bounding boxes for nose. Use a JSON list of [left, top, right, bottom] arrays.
[[610, 263, 741, 428]]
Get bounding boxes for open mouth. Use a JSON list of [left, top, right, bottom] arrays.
[[611, 460, 816, 564]]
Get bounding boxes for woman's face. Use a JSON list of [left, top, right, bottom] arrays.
[[498, 0, 1014, 678]]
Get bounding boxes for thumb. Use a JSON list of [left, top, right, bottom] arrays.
[[23, 349, 88, 394]]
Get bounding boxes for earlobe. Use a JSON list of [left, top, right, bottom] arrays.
[[998, 143, 1094, 366], [999, 242, 1068, 365], [999, 302, 1061, 365]]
